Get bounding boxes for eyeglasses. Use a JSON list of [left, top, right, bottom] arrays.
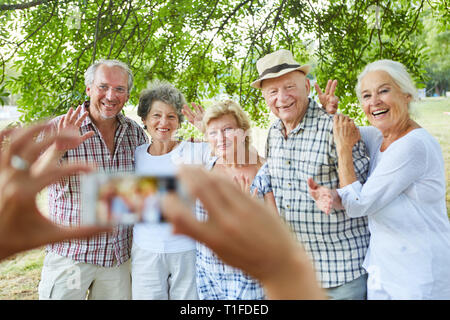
[[206, 127, 240, 138], [96, 84, 128, 95]]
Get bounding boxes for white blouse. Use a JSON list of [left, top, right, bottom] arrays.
[[133, 141, 211, 253], [337, 127, 450, 299]]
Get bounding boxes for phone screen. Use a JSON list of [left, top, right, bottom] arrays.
[[81, 173, 178, 226]]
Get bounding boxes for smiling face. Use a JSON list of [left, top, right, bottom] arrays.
[[360, 70, 411, 133], [144, 100, 180, 143], [261, 71, 310, 133], [205, 113, 246, 160], [86, 64, 130, 122]]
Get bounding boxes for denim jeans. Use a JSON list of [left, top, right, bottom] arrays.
[[326, 273, 368, 300]]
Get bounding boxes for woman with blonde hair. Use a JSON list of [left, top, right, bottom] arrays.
[[185, 99, 277, 299]]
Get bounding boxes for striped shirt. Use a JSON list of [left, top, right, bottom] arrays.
[[46, 102, 148, 267], [265, 98, 370, 288]]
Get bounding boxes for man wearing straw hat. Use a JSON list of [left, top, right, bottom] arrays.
[[252, 49, 370, 299]]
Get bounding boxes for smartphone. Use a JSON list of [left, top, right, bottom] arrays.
[[81, 173, 183, 226]]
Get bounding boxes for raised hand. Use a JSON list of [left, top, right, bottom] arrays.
[[314, 79, 339, 114], [182, 102, 205, 132], [54, 105, 95, 152]]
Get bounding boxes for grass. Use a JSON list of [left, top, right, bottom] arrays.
[[412, 97, 450, 217], [0, 97, 449, 300], [0, 248, 45, 300]]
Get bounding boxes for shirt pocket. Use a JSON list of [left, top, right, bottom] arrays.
[[293, 156, 337, 191]]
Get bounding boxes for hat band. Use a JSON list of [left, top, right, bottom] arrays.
[[258, 63, 301, 79]]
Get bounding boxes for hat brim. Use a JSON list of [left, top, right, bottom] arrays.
[[251, 65, 311, 89]]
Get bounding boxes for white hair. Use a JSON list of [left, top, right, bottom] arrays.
[[84, 59, 134, 93], [355, 59, 418, 108]]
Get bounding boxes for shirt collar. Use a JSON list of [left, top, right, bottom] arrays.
[[272, 98, 320, 135]]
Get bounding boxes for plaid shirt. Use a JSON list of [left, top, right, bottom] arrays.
[[195, 157, 266, 300], [46, 102, 148, 267], [265, 98, 370, 288]]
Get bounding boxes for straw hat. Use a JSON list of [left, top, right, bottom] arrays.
[[251, 49, 311, 89]]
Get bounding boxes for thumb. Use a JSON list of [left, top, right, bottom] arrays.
[[81, 131, 95, 142], [307, 177, 318, 190]]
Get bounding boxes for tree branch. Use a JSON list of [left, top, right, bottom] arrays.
[[202, 0, 254, 62], [239, 2, 284, 106], [92, 0, 107, 63], [392, 0, 425, 59], [108, 0, 133, 58], [0, 0, 53, 11], [5, 1, 57, 62]]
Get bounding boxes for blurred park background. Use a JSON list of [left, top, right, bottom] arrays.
[[0, 0, 449, 299]]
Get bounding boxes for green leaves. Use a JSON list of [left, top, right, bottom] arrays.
[[0, 0, 445, 126]]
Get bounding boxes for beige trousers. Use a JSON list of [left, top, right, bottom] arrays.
[[38, 251, 131, 300], [131, 242, 198, 300]]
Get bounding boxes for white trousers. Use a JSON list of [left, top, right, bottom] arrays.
[[38, 251, 131, 300], [131, 242, 198, 300]]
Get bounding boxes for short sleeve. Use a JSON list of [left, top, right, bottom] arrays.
[[174, 141, 211, 166], [250, 162, 272, 198], [351, 139, 370, 185]]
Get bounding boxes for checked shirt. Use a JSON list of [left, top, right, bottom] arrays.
[[46, 102, 148, 267], [265, 98, 370, 288], [195, 158, 266, 300]]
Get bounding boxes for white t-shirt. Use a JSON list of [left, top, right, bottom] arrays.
[[133, 141, 211, 253], [338, 127, 450, 299]]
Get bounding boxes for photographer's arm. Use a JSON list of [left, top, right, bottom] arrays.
[[161, 166, 326, 300], [0, 124, 110, 261]]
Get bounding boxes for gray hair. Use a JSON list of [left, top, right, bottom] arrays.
[[137, 80, 186, 122], [355, 59, 418, 108], [84, 59, 134, 93]]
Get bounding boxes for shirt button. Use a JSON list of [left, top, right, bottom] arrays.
[[286, 205, 290, 209], [286, 160, 291, 165]]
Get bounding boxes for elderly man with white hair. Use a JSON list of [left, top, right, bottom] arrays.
[[36, 59, 148, 300], [252, 49, 370, 299]]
